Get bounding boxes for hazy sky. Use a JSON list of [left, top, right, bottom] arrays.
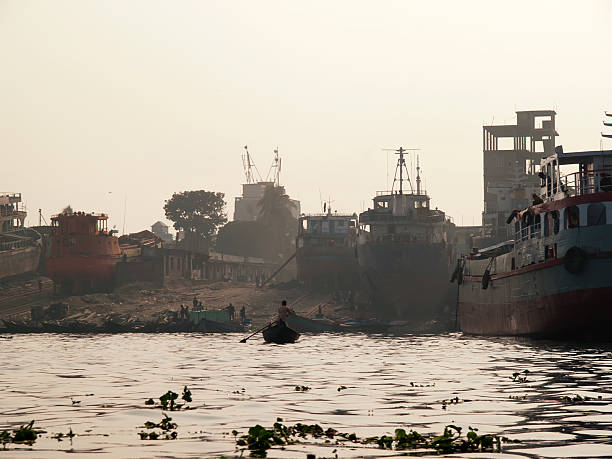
[[1, 0, 611, 232]]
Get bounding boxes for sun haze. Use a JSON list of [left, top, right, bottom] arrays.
[[1, 0, 610, 231]]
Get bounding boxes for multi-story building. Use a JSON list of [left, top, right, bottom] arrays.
[[0, 192, 26, 233], [482, 110, 558, 243], [234, 182, 300, 222]]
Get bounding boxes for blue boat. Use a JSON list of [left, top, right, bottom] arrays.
[[189, 309, 245, 333]]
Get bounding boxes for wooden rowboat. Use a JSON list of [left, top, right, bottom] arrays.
[[285, 314, 339, 333], [262, 321, 300, 344]]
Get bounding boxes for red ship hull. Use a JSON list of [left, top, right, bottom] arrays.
[[460, 286, 612, 337], [47, 254, 120, 292], [48, 211, 122, 294], [458, 256, 612, 337]]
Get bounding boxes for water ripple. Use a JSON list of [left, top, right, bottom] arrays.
[[1, 333, 612, 457]]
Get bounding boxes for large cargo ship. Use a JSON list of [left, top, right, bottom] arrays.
[[0, 192, 42, 280], [296, 209, 359, 291], [357, 148, 456, 319], [457, 147, 612, 336], [47, 211, 122, 293]]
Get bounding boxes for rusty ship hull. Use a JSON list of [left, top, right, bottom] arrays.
[[47, 212, 122, 293], [0, 245, 41, 280], [460, 255, 612, 336], [47, 254, 120, 292], [357, 241, 455, 319], [296, 245, 359, 290]]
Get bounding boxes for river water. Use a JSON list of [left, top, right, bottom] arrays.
[[2, 333, 612, 458]]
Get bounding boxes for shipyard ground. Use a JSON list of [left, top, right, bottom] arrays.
[[0, 277, 453, 333], [0, 278, 352, 332]]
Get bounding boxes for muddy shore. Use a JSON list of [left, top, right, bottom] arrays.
[[0, 278, 357, 333]]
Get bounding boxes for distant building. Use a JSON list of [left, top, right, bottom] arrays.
[[0, 193, 26, 233], [234, 182, 300, 222], [151, 221, 173, 242], [482, 110, 558, 243]]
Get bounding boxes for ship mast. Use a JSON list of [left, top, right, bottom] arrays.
[[416, 155, 421, 195], [384, 147, 419, 195]]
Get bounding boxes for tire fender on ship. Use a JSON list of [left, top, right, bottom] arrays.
[[481, 269, 491, 289], [564, 246, 587, 274]]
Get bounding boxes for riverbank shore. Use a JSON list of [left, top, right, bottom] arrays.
[[0, 278, 355, 333]]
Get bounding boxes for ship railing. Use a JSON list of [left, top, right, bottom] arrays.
[[515, 222, 542, 242], [375, 190, 428, 197], [301, 213, 356, 218], [0, 209, 26, 218], [365, 233, 428, 244], [0, 192, 22, 199], [558, 168, 612, 198]]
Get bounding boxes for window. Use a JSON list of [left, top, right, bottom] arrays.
[[544, 212, 550, 237], [533, 214, 541, 238], [565, 206, 580, 229], [587, 203, 606, 226]]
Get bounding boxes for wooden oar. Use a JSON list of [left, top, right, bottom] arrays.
[[239, 321, 275, 343]]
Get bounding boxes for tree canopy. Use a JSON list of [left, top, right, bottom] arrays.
[[257, 185, 298, 259], [163, 190, 227, 243], [216, 221, 276, 259]]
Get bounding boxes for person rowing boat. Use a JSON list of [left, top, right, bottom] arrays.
[[260, 300, 299, 344], [277, 300, 294, 327]]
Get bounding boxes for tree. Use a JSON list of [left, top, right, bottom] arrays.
[[257, 185, 298, 259], [164, 191, 227, 246], [216, 221, 276, 259]]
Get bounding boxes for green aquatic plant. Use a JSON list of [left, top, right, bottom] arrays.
[[1, 421, 42, 448], [510, 369, 529, 383], [145, 387, 193, 410], [233, 420, 517, 455], [51, 428, 75, 443], [441, 396, 462, 409], [409, 381, 435, 387], [10, 421, 39, 444], [139, 414, 178, 441], [182, 386, 192, 403], [561, 394, 600, 404], [393, 428, 427, 450], [236, 424, 285, 457], [1, 430, 11, 449], [160, 390, 179, 410]]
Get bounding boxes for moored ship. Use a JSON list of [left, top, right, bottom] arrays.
[[47, 210, 122, 293], [0, 192, 42, 280], [457, 147, 612, 336], [357, 148, 456, 319], [296, 209, 359, 291]]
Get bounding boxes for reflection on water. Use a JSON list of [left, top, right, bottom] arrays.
[[1, 333, 612, 458]]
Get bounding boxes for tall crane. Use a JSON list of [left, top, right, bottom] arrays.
[[242, 145, 262, 184]]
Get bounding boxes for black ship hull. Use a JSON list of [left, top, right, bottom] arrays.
[[296, 246, 359, 290], [357, 241, 454, 319]]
